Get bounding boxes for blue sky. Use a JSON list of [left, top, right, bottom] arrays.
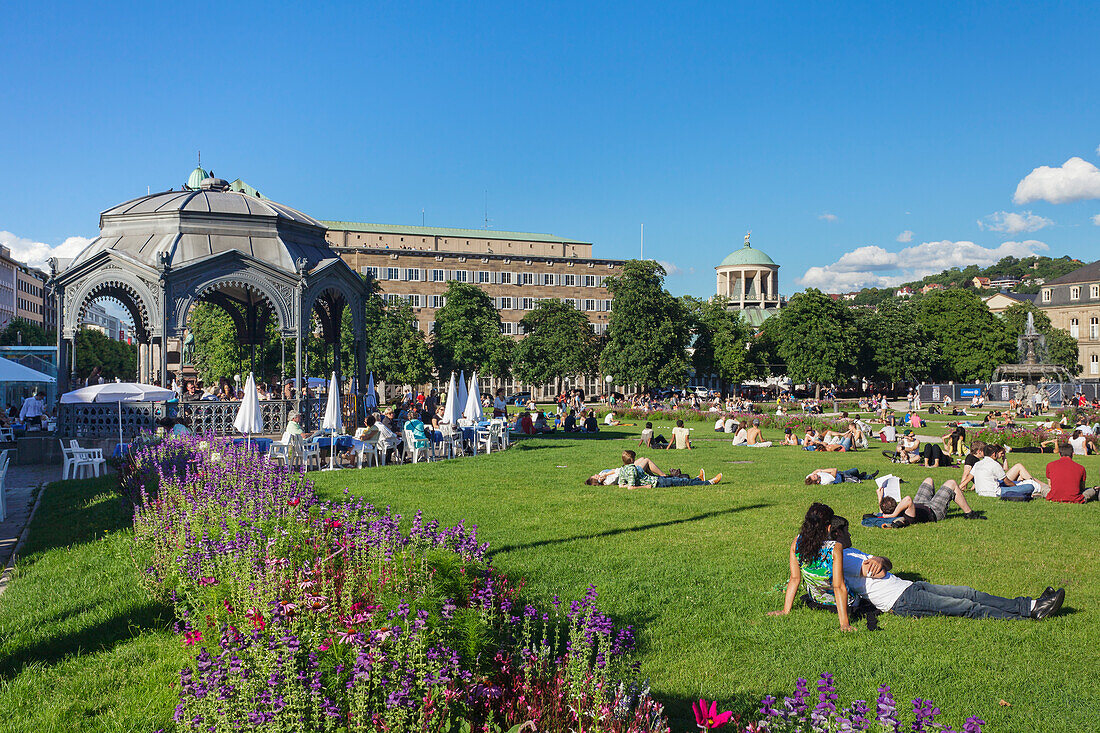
[[3, 1, 1100, 297]]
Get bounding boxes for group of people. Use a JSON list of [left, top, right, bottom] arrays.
[[585, 449, 723, 488], [771, 502, 1066, 628]]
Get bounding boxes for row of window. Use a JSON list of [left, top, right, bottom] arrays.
[[1042, 284, 1100, 302], [1068, 317, 1100, 340], [383, 293, 613, 312], [17, 297, 42, 315], [17, 278, 43, 297], [363, 266, 608, 288], [419, 321, 609, 336]]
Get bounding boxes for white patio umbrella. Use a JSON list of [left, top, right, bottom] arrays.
[[456, 370, 468, 418], [441, 372, 460, 424], [60, 382, 175, 444], [463, 371, 484, 423], [0, 356, 55, 384], [321, 371, 343, 470], [233, 373, 264, 450], [364, 372, 378, 411]]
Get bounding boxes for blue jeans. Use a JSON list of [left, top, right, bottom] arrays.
[[891, 581, 1031, 620], [840, 436, 853, 450], [655, 476, 707, 487]]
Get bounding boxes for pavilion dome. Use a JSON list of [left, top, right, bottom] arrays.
[[719, 240, 777, 268], [186, 165, 209, 190], [66, 185, 337, 274]]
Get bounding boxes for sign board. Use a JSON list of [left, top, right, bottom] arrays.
[[959, 387, 982, 398]]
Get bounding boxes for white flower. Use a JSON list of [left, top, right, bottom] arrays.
[[197, 440, 210, 451]]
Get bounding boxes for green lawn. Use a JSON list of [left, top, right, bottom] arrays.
[[0, 413, 1096, 732], [309, 417, 1099, 732]]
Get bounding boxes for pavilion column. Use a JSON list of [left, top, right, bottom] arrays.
[[58, 334, 71, 394]]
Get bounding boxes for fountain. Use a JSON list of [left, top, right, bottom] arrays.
[[991, 312, 1074, 399]]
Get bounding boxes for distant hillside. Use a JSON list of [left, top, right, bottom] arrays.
[[850, 255, 1085, 305]]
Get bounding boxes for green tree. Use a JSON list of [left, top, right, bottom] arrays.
[[513, 299, 599, 388], [188, 303, 246, 384], [769, 289, 857, 395], [682, 296, 759, 387], [431, 281, 512, 377], [999, 302, 1081, 374], [73, 327, 137, 381], [855, 300, 940, 384], [915, 289, 1013, 382], [364, 300, 434, 386], [0, 318, 52, 346], [599, 260, 690, 390]]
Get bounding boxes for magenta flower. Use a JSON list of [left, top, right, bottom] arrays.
[[693, 699, 733, 730]]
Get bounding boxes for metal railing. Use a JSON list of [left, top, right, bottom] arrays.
[[57, 396, 362, 440]]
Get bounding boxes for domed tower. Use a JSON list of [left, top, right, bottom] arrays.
[[185, 165, 209, 191], [715, 233, 782, 325]]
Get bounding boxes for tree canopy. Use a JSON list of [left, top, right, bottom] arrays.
[[599, 260, 690, 389], [431, 281, 512, 378], [74, 327, 137, 382], [0, 318, 53, 346], [682, 296, 760, 386], [854, 299, 940, 383], [768, 289, 857, 389], [915, 289, 1013, 382], [513, 299, 599, 387], [363, 298, 434, 386]]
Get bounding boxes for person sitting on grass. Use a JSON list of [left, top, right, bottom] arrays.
[[919, 439, 954, 468], [957, 441, 986, 490], [834, 523, 1065, 621], [768, 503, 857, 631], [805, 467, 878, 485], [604, 410, 622, 427], [874, 477, 981, 526], [713, 414, 726, 432], [533, 411, 556, 434], [804, 429, 846, 452], [971, 444, 1049, 499], [583, 410, 599, 433], [782, 427, 800, 446], [668, 419, 692, 449], [883, 430, 920, 463], [1045, 442, 1098, 503], [563, 409, 579, 432], [612, 450, 722, 488], [733, 419, 772, 447]]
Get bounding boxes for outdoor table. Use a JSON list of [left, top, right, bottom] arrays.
[[309, 435, 357, 452], [111, 443, 134, 459], [232, 437, 272, 453]]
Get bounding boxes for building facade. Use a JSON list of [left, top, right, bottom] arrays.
[[323, 222, 623, 338], [714, 233, 782, 327], [0, 246, 16, 328], [15, 263, 55, 331], [1039, 261, 1100, 377]]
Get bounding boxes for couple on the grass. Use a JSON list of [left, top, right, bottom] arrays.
[[769, 502, 1066, 630], [585, 450, 723, 488]]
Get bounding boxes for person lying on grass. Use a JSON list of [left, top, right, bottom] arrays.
[[831, 521, 1066, 621], [805, 467, 878, 485], [803, 429, 846, 452], [594, 449, 722, 488], [873, 477, 981, 526], [584, 450, 694, 486], [768, 502, 858, 631]]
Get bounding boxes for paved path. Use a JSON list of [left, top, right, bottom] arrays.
[[0, 465, 62, 594]]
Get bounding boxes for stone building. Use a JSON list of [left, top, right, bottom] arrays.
[[323, 222, 623, 338], [1039, 260, 1100, 377], [714, 233, 782, 327]]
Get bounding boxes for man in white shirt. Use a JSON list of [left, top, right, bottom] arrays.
[[971, 446, 1047, 498], [834, 529, 1063, 621], [19, 391, 45, 427]]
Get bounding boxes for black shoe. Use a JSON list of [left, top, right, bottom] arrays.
[[869, 470, 880, 479], [962, 511, 984, 520], [1038, 586, 1056, 600], [1031, 588, 1065, 620], [881, 450, 896, 461]]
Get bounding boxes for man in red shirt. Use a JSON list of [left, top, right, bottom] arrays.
[[1045, 444, 1097, 503]]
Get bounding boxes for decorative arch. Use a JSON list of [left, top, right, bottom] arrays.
[[65, 269, 158, 342], [301, 278, 365, 338], [171, 272, 293, 337]]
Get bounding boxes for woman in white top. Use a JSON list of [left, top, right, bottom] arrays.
[[493, 388, 508, 418]]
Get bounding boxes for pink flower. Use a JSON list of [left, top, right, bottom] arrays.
[[288, 497, 300, 507], [198, 576, 218, 586], [183, 630, 202, 646], [693, 699, 733, 730]]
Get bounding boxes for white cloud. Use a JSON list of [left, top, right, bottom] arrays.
[[977, 210, 1053, 235], [1013, 157, 1100, 204], [657, 260, 683, 276], [1092, 214, 1100, 226], [0, 230, 94, 270], [818, 213, 839, 222], [797, 239, 1049, 292], [896, 230, 914, 243]]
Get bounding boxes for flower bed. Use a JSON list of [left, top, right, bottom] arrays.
[[594, 407, 849, 434], [969, 426, 1052, 450], [131, 436, 664, 732]]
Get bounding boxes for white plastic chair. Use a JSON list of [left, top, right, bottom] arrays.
[[476, 422, 502, 455], [269, 441, 292, 467], [437, 423, 458, 459], [0, 426, 14, 443], [70, 441, 106, 479], [299, 435, 321, 471], [489, 419, 508, 451], [403, 429, 431, 463], [353, 438, 380, 468]]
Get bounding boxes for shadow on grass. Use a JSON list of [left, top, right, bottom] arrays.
[[488, 503, 770, 557], [0, 600, 173, 680], [20, 475, 128, 558]]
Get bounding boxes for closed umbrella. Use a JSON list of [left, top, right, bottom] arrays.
[[364, 372, 378, 411], [321, 371, 343, 470], [463, 371, 484, 423], [233, 373, 264, 450], [456, 370, 468, 419], [60, 382, 175, 444], [441, 372, 460, 424]]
